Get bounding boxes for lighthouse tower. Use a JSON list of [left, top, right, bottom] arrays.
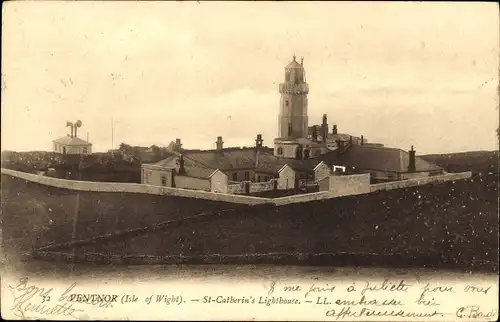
[[278, 55, 309, 139], [274, 55, 323, 160]]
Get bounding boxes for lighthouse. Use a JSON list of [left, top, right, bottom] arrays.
[[278, 55, 309, 139]]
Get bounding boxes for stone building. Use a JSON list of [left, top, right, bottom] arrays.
[[272, 56, 372, 159], [316, 144, 443, 182], [141, 55, 443, 192], [141, 135, 332, 192], [273, 55, 330, 160]]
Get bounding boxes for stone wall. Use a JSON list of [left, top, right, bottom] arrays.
[[1, 168, 268, 205], [1, 168, 474, 207], [227, 182, 246, 194], [249, 179, 276, 193], [318, 176, 330, 192], [226, 179, 277, 194], [400, 171, 430, 180], [175, 175, 210, 191], [272, 191, 333, 206], [328, 173, 371, 196], [370, 172, 472, 192]]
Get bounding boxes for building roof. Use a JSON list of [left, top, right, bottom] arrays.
[[151, 154, 219, 179], [256, 151, 320, 174], [183, 166, 216, 179], [318, 145, 442, 173], [53, 136, 92, 146], [150, 155, 174, 168], [149, 143, 441, 178], [150, 146, 324, 179], [285, 60, 303, 69], [186, 147, 323, 174], [183, 148, 259, 170]]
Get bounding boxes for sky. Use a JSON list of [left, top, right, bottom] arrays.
[[2, 1, 499, 155]]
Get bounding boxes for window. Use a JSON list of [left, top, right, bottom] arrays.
[[285, 100, 289, 107], [277, 147, 283, 155], [285, 70, 291, 81], [232, 173, 238, 181], [161, 175, 167, 186], [244, 172, 250, 181], [83, 147, 88, 154], [304, 149, 310, 159], [62, 147, 66, 154]]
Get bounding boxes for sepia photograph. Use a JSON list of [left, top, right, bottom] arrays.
[[1, 1, 499, 320]]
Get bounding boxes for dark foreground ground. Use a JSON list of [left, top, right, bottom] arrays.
[[1, 150, 498, 274]]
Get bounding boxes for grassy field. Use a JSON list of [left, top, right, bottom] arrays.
[[1, 150, 498, 272], [421, 150, 498, 174], [1, 175, 249, 253]]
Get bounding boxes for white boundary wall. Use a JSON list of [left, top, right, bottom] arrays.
[[370, 172, 472, 192], [1, 168, 472, 206], [1, 168, 268, 205]]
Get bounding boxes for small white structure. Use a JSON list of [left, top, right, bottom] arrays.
[[53, 136, 92, 155], [332, 165, 346, 173], [277, 164, 296, 190], [53, 120, 92, 155]]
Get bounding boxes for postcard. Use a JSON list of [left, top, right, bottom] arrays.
[[1, 1, 499, 320]]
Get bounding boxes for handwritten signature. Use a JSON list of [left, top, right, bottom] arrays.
[[457, 306, 498, 319], [8, 277, 84, 320]]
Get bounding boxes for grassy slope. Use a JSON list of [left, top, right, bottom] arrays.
[[420, 150, 498, 174], [2, 150, 498, 271], [1, 175, 249, 253], [69, 173, 497, 271]]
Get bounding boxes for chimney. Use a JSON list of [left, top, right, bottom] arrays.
[[178, 154, 186, 175], [336, 140, 344, 157], [361, 135, 364, 146], [255, 134, 263, 148], [216, 136, 224, 150], [408, 145, 416, 172], [175, 138, 182, 151], [312, 126, 318, 142], [332, 124, 338, 135], [321, 114, 329, 143], [287, 123, 293, 138]]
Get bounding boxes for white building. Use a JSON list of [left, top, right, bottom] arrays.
[[53, 135, 92, 155]]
